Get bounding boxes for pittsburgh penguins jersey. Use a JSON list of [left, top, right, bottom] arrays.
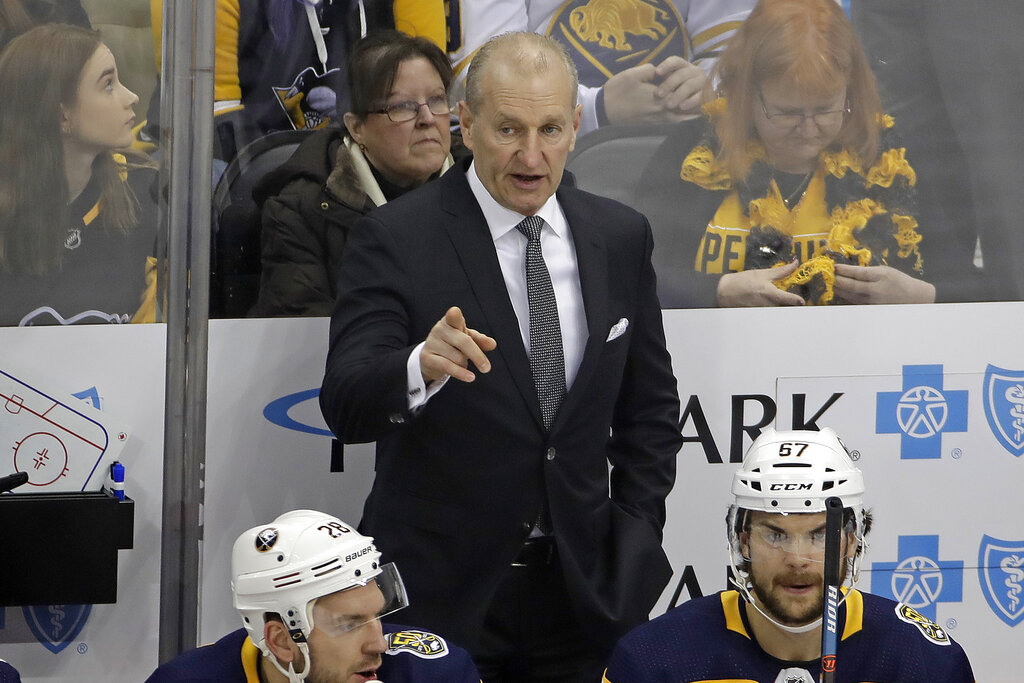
[[0, 161, 156, 327], [603, 589, 975, 683], [144, 624, 481, 682], [213, 0, 393, 137], [440, 0, 754, 134]]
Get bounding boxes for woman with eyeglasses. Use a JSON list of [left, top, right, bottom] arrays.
[[251, 30, 454, 317], [638, 0, 935, 307]]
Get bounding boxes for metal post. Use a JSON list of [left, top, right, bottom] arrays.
[[157, 0, 216, 663]]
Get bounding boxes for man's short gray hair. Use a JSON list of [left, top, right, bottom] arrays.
[[464, 32, 579, 112]]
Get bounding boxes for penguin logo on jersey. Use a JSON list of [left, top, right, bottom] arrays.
[[385, 630, 448, 659], [895, 603, 951, 645], [546, 0, 688, 87], [255, 527, 279, 552], [272, 66, 340, 131]]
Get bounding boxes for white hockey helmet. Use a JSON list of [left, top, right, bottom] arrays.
[[231, 510, 407, 681], [732, 427, 864, 514], [727, 428, 869, 632]]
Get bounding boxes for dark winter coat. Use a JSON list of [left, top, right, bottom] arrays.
[[251, 127, 375, 317]]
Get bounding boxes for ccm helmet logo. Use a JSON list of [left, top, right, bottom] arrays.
[[769, 483, 813, 491], [345, 546, 373, 563]]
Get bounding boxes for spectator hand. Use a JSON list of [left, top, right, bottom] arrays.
[[833, 264, 936, 304], [420, 306, 497, 383], [716, 260, 807, 307], [602, 56, 706, 125]]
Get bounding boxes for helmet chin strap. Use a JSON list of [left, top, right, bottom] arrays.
[[747, 592, 823, 634], [269, 642, 311, 683]]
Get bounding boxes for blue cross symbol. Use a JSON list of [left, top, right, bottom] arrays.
[[871, 535, 964, 621], [876, 364, 968, 459]]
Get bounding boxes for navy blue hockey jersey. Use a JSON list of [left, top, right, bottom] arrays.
[[145, 623, 480, 682], [603, 589, 974, 682]]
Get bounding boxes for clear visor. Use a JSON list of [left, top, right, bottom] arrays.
[[749, 524, 830, 562], [311, 563, 408, 637]]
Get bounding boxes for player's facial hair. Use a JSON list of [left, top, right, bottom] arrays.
[[747, 546, 850, 627], [748, 564, 824, 626]]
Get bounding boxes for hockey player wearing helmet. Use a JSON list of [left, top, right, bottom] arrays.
[[145, 510, 480, 683], [603, 428, 975, 683]]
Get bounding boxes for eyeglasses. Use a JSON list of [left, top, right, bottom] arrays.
[[371, 95, 451, 123], [751, 524, 829, 558], [759, 93, 850, 130]]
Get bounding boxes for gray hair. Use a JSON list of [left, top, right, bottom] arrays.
[[464, 31, 579, 112]]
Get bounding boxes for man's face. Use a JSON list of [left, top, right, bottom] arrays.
[[303, 582, 388, 683], [741, 511, 851, 627], [459, 53, 581, 216]]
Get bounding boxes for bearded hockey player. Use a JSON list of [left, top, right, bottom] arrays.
[[603, 428, 975, 682]]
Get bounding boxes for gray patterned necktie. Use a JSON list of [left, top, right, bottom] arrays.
[[514, 215, 566, 431]]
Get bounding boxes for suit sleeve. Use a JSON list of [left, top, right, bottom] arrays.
[[320, 213, 419, 443], [607, 216, 682, 535]]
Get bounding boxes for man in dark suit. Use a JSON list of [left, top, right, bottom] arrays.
[[320, 31, 682, 682]]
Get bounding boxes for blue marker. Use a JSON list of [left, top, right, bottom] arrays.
[[109, 461, 125, 500]]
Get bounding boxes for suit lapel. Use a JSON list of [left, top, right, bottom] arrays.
[[439, 167, 543, 428], [556, 188, 608, 428]]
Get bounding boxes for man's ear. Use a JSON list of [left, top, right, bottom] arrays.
[[264, 620, 300, 666], [738, 531, 751, 561], [842, 531, 859, 560], [457, 101, 474, 151], [568, 103, 582, 152]]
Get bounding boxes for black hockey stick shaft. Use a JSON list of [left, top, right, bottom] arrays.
[[820, 496, 844, 683]]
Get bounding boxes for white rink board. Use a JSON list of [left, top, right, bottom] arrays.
[[657, 303, 1021, 682], [0, 325, 166, 683], [199, 304, 1021, 681], [2, 303, 1020, 681], [200, 317, 378, 643]]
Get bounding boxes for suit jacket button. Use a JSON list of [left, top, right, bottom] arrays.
[[388, 413, 405, 424], [546, 447, 556, 461]]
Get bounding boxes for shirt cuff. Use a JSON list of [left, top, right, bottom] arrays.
[[407, 341, 449, 412]]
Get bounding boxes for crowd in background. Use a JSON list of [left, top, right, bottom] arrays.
[[2, 0, 1021, 328]]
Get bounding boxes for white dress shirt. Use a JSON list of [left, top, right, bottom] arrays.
[[406, 161, 589, 409]]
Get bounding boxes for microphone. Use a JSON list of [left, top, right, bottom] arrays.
[[0, 471, 29, 493]]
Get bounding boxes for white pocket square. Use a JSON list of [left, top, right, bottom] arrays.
[[606, 318, 629, 342]]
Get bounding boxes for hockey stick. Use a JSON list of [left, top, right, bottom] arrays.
[[819, 496, 844, 683]]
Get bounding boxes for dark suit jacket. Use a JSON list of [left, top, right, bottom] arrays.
[[320, 159, 682, 650]]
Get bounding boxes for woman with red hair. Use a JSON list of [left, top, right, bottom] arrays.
[[638, 0, 934, 307]]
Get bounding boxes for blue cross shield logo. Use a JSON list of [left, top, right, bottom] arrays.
[[871, 535, 963, 621], [23, 604, 91, 654], [982, 365, 1024, 457], [978, 536, 1024, 627], [876, 364, 968, 459]]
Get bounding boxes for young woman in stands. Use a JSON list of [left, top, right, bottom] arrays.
[[0, 23, 157, 326], [250, 30, 455, 317]]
